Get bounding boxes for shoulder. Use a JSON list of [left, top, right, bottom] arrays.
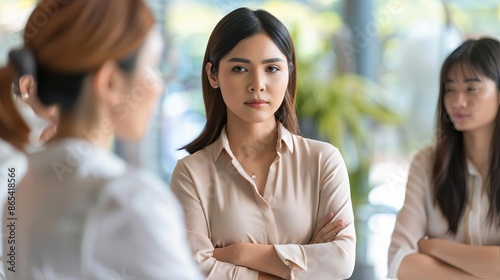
[[101, 167, 173, 208], [82, 168, 198, 278], [177, 147, 213, 167], [291, 134, 341, 160], [409, 145, 435, 172], [404, 145, 435, 194], [172, 144, 217, 179], [178, 133, 222, 165], [91, 166, 185, 234], [289, 135, 349, 181]]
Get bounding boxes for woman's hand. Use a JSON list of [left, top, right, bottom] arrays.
[[213, 243, 290, 278], [309, 213, 345, 244], [418, 236, 445, 256], [213, 242, 245, 265]]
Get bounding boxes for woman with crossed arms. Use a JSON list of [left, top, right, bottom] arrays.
[[171, 7, 355, 280], [389, 37, 500, 279]]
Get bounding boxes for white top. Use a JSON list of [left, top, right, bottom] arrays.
[[2, 138, 203, 280], [171, 124, 356, 280], [388, 146, 500, 278], [0, 139, 27, 280]]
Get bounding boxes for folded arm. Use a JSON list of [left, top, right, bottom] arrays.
[[398, 253, 481, 280], [389, 149, 500, 279], [275, 147, 356, 279], [388, 150, 432, 278], [214, 243, 290, 279], [213, 213, 346, 279], [170, 147, 355, 279], [418, 238, 500, 279]]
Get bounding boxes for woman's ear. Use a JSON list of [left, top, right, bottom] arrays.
[[19, 74, 58, 125], [205, 62, 219, 89], [19, 75, 36, 100], [93, 60, 124, 107]]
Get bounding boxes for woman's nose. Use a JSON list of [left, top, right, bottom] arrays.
[[452, 93, 467, 108], [248, 72, 265, 92]]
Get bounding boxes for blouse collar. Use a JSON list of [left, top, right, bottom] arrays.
[[212, 122, 294, 161]]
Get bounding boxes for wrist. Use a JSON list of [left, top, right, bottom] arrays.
[[419, 236, 440, 255], [418, 236, 429, 253], [235, 242, 247, 266]]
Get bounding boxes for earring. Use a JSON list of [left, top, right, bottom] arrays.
[[21, 93, 29, 101]]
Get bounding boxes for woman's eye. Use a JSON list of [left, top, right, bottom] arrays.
[[267, 66, 280, 73], [467, 87, 476, 92], [232, 66, 246, 72]]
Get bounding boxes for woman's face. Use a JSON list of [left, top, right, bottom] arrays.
[[112, 29, 164, 140], [444, 63, 499, 134], [207, 33, 289, 126]]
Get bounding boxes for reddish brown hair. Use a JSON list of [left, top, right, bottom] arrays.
[[0, 0, 154, 150]]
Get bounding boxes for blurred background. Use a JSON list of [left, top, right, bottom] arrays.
[[1, 0, 500, 279]]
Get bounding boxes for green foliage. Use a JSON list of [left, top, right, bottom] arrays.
[[297, 72, 400, 153], [294, 34, 401, 208]]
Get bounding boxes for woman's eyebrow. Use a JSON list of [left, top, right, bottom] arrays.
[[464, 78, 480, 82], [262, 58, 284, 63], [227, 57, 284, 64]]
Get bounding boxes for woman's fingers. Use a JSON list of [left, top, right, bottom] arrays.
[[319, 219, 343, 237], [310, 213, 334, 243], [311, 216, 345, 244], [322, 220, 345, 242], [315, 213, 334, 235]]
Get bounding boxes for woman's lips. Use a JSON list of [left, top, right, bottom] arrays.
[[452, 113, 469, 120], [244, 99, 268, 107]]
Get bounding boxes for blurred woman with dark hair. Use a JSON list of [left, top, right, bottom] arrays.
[[0, 0, 202, 279], [389, 37, 500, 279]]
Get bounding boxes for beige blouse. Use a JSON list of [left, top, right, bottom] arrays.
[[388, 146, 500, 278], [170, 124, 356, 280]]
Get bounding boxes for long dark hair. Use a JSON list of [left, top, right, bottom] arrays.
[[433, 37, 500, 235], [182, 7, 299, 154]]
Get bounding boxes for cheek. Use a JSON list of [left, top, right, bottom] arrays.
[[218, 80, 242, 104], [218, 76, 240, 92], [443, 95, 453, 111], [487, 99, 500, 116], [143, 67, 164, 95], [275, 76, 289, 96], [476, 92, 497, 111], [133, 70, 163, 104]]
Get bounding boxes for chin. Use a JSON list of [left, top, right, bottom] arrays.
[[452, 124, 476, 133]]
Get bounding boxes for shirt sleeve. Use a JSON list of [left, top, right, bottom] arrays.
[[273, 147, 356, 279], [82, 172, 204, 280], [387, 149, 430, 279], [170, 161, 259, 280]]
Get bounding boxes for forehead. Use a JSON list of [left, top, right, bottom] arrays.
[[223, 33, 286, 61], [446, 62, 482, 79]]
